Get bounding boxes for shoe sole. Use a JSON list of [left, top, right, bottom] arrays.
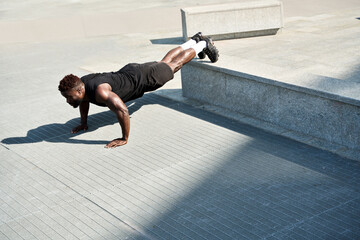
[[191, 32, 202, 43], [203, 37, 219, 63], [198, 51, 206, 59]]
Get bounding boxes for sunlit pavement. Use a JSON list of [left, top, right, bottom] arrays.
[[1, 1, 360, 239]]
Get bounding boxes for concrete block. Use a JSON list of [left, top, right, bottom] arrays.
[[181, 61, 360, 161], [181, 0, 283, 41]]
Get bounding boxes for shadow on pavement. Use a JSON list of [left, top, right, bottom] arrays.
[[153, 94, 360, 185], [127, 94, 360, 239], [2, 91, 360, 238], [150, 37, 184, 45], [4, 92, 360, 186], [1, 100, 148, 146]]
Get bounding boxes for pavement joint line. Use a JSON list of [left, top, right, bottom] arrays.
[[118, 183, 210, 240], [1, 154, 100, 236], [93, 183, 194, 240], [1, 143, 10, 150], [155, 91, 359, 160], [58, 201, 105, 239], [174, 155, 353, 227], [3, 146, 154, 239], [264, 196, 360, 239], [2, 208, 53, 239], [1, 3, 360, 239], [106, 140, 227, 193], [132, 167, 264, 239]]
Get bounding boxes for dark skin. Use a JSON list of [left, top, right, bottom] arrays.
[[62, 46, 196, 148]]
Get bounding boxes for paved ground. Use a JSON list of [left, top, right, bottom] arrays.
[[209, 7, 360, 95], [1, 0, 360, 239], [175, 7, 360, 162]]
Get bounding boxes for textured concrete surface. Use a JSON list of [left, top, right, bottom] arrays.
[[181, 7, 360, 161], [181, 0, 283, 40], [1, 0, 360, 239]]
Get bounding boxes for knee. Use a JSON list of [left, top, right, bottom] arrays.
[[161, 61, 178, 73]]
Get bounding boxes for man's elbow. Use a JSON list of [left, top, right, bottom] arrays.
[[117, 106, 129, 117], [120, 107, 129, 116]]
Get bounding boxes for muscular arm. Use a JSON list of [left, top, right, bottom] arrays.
[[96, 84, 130, 148], [72, 100, 90, 133]]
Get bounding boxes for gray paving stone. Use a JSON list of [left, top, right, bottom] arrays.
[[1, 1, 360, 239], [2, 94, 360, 239], [0, 230, 10, 240], [0, 223, 23, 240]]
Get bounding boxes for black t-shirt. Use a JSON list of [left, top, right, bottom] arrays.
[[81, 63, 145, 106]]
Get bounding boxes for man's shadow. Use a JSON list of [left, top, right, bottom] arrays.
[[1, 101, 146, 146]]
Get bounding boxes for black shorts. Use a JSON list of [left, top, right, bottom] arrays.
[[139, 61, 174, 92], [120, 61, 174, 93]]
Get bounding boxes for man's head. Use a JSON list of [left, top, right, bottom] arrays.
[[58, 74, 85, 108]]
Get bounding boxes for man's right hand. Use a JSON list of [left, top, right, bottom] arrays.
[[71, 124, 88, 133]]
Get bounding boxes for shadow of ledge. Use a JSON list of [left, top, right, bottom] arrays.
[[150, 37, 184, 45], [1, 99, 149, 146]]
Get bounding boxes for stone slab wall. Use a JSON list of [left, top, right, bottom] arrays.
[[181, 0, 283, 41], [181, 62, 360, 161]]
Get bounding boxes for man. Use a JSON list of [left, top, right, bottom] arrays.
[[58, 32, 219, 148]]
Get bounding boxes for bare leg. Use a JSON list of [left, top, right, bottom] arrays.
[[161, 48, 196, 73], [161, 46, 184, 63]]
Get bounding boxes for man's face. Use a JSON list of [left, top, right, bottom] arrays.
[[61, 88, 82, 108]]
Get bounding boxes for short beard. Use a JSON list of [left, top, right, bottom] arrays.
[[72, 101, 80, 108]]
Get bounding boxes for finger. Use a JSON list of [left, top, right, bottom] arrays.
[[105, 142, 115, 148], [113, 141, 126, 148], [110, 142, 121, 148]]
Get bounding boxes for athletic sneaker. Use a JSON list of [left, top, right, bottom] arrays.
[[202, 36, 219, 63], [191, 32, 206, 59]]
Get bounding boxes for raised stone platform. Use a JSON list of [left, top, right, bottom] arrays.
[[181, 9, 360, 161], [181, 0, 283, 41]]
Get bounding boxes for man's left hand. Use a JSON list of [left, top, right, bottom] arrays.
[[105, 138, 128, 148]]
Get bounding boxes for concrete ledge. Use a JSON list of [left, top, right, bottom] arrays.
[[181, 59, 360, 161], [181, 0, 283, 41]]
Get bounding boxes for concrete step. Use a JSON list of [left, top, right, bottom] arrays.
[[181, 0, 283, 41], [181, 55, 360, 161]]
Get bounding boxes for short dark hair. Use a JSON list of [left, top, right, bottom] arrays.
[[58, 74, 82, 92]]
